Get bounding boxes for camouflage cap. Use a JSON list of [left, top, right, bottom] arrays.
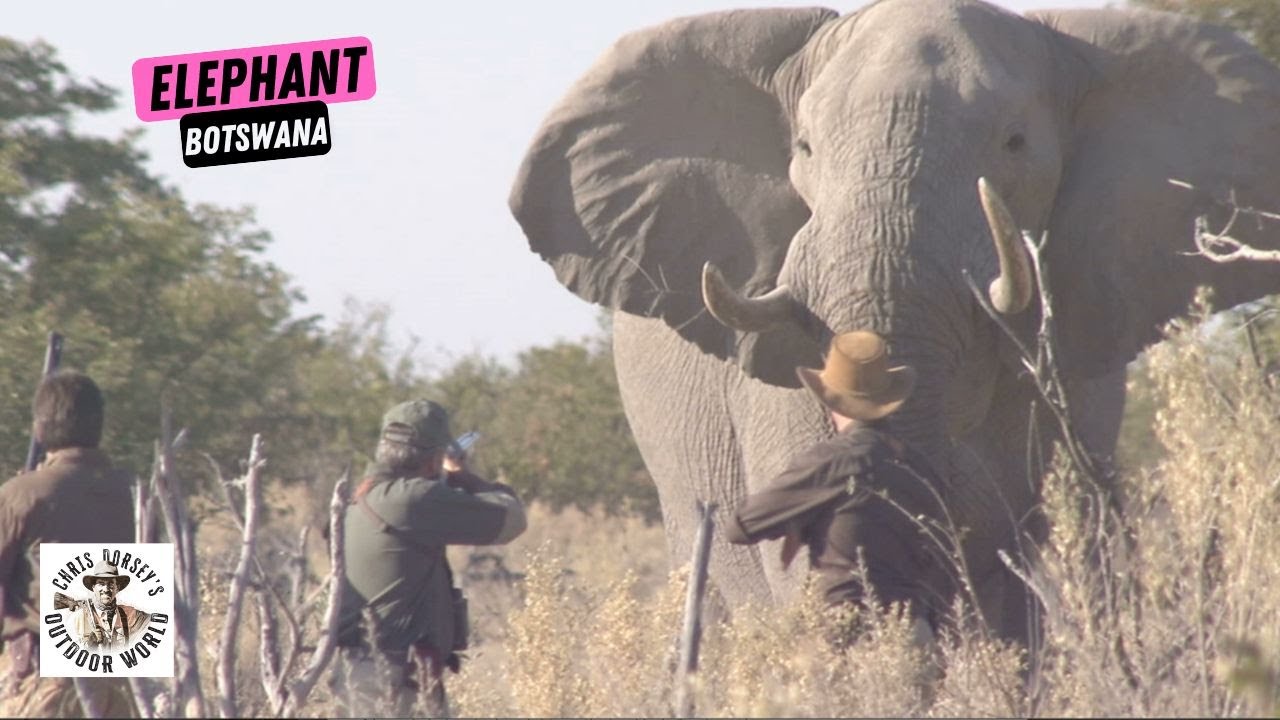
[[381, 399, 452, 450]]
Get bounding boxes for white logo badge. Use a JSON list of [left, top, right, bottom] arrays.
[[39, 543, 175, 678]]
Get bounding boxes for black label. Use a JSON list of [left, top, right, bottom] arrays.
[[179, 101, 331, 168]]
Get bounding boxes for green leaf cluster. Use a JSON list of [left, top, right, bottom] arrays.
[[0, 37, 321, 481], [1132, 0, 1280, 65]]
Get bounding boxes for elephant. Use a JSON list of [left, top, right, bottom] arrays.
[[508, 0, 1280, 643]]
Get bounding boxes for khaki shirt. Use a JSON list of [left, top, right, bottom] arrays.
[[0, 448, 135, 640], [727, 424, 953, 621], [338, 467, 526, 654], [71, 602, 151, 651]]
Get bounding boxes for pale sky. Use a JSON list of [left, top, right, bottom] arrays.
[[7, 0, 1115, 365]]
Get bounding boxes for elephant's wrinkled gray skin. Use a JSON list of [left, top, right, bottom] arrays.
[[510, 0, 1280, 642]]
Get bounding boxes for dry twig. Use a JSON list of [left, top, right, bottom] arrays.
[[130, 474, 160, 718], [280, 470, 350, 717], [1169, 180, 1280, 264], [149, 401, 206, 718], [215, 434, 266, 718]]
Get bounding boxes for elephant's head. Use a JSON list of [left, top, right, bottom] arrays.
[[510, 0, 1280, 465]]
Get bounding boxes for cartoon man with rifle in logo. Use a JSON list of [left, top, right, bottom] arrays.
[[54, 560, 152, 651]]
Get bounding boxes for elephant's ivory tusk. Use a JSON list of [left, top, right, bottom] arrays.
[[979, 177, 1033, 314], [701, 262, 796, 333]]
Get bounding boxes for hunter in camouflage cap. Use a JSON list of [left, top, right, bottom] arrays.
[[381, 399, 453, 450]]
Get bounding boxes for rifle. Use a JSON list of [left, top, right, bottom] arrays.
[[54, 591, 87, 611], [24, 331, 65, 471], [445, 431, 481, 464]]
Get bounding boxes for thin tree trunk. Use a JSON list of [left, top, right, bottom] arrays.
[[281, 472, 350, 717], [151, 401, 206, 717], [216, 434, 266, 718]]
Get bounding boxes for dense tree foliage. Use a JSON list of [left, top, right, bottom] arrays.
[[464, 335, 658, 521], [0, 38, 656, 520], [1, 38, 320, 480], [1133, 0, 1280, 64]]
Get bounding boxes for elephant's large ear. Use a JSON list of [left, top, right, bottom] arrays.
[[1033, 8, 1280, 378], [509, 8, 836, 384]]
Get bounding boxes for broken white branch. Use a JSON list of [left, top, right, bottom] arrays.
[[1191, 216, 1280, 263], [255, 585, 285, 715], [216, 434, 266, 719], [129, 475, 157, 719], [72, 677, 103, 718], [281, 471, 350, 717], [151, 401, 206, 718], [1169, 179, 1280, 264]]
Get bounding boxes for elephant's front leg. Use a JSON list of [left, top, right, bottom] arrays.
[[611, 312, 774, 607]]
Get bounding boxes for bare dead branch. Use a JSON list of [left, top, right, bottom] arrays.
[[133, 475, 150, 544], [207, 453, 243, 531], [255, 586, 285, 716], [72, 677, 103, 718], [673, 501, 715, 718], [998, 549, 1060, 631], [1168, 179, 1280, 263], [257, 562, 304, 717], [150, 399, 206, 718], [1191, 216, 1280, 263], [216, 434, 266, 719], [127, 475, 159, 719], [288, 525, 311, 609], [281, 470, 350, 717], [207, 448, 308, 705], [269, 530, 312, 698]]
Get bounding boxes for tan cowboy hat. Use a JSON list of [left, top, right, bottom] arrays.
[[82, 560, 130, 592], [796, 331, 916, 421]]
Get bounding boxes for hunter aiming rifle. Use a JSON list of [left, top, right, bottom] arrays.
[[24, 331, 65, 471]]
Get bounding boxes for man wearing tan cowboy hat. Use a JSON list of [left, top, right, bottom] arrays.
[[726, 331, 954, 632], [67, 560, 152, 651], [335, 399, 526, 718]]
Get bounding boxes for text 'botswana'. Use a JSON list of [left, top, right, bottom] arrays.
[[179, 101, 331, 168]]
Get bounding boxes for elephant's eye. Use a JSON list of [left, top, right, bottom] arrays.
[[1005, 133, 1026, 153], [794, 138, 812, 157]]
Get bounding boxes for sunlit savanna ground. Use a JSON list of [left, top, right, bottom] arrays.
[[196, 296, 1280, 717]]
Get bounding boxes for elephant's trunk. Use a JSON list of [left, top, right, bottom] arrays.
[[875, 341, 951, 454], [979, 177, 1033, 315]]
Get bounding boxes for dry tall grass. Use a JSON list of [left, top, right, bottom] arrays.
[[193, 299, 1280, 717]]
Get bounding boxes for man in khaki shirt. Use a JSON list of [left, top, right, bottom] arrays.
[[0, 371, 136, 718]]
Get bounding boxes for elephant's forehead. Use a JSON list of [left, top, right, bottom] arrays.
[[805, 0, 1045, 110]]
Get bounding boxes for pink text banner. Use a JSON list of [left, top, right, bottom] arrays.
[[133, 37, 375, 122]]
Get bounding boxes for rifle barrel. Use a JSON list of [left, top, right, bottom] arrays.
[[24, 331, 65, 472]]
